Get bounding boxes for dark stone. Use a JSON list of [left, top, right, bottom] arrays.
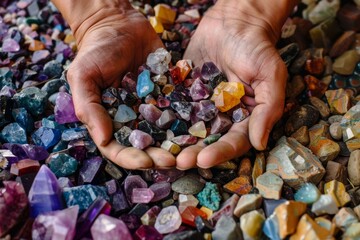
[[195, 216, 214, 233], [285, 104, 320, 135], [164, 230, 203, 240]]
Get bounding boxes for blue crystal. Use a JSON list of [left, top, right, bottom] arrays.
[[12, 108, 33, 133], [1, 123, 27, 144], [42, 117, 66, 130], [43, 60, 63, 78], [12, 87, 47, 116], [136, 70, 154, 98], [48, 153, 78, 177], [28, 165, 65, 218], [263, 199, 287, 217], [114, 104, 137, 123], [61, 127, 88, 141], [262, 214, 281, 240], [63, 185, 109, 212], [170, 119, 188, 136], [52, 140, 69, 152], [32, 127, 61, 149], [294, 183, 321, 204]]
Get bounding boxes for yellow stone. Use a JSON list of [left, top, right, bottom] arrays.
[[240, 210, 265, 240], [275, 201, 307, 239], [211, 82, 245, 112], [204, 233, 212, 240], [200, 206, 213, 220], [290, 214, 334, 240], [162, 84, 175, 95], [160, 140, 181, 155], [64, 33, 75, 44], [188, 121, 207, 138], [28, 40, 45, 51], [176, 60, 192, 81], [324, 180, 351, 207], [149, 16, 164, 34], [252, 152, 266, 184], [154, 4, 176, 25]]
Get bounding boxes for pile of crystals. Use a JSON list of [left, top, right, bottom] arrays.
[[1, 0, 360, 239], [104, 48, 248, 153]]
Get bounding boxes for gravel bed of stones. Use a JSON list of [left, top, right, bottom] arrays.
[[1, 0, 360, 239]]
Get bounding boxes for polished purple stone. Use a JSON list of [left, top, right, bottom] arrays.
[[28, 165, 65, 218], [0, 148, 19, 166], [190, 79, 211, 101], [54, 92, 79, 124], [121, 72, 137, 93], [32, 205, 79, 240], [131, 188, 155, 204], [91, 214, 133, 240], [149, 182, 171, 202], [2, 38, 20, 52], [196, 100, 219, 121], [0, 181, 28, 236], [21, 144, 49, 161], [135, 225, 163, 240], [151, 169, 185, 183], [105, 179, 118, 195], [124, 175, 148, 202], [201, 62, 220, 81], [31, 50, 50, 63], [128, 130, 153, 150], [78, 156, 103, 185]]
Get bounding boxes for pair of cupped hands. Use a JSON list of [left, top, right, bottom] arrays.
[[64, 1, 289, 170]]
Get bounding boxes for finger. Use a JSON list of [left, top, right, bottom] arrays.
[[197, 118, 251, 168], [241, 95, 256, 108], [145, 147, 176, 168], [176, 141, 204, 170], [98, 140, 153, 169]]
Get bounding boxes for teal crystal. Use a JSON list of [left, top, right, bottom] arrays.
[[32, 127, 61, 149], [1, 123, 27, 144], [203, 133, 222, 145], [12, 108, 34, 132], [48, 153, 78, 177], [13, 87, 47, 116], [262, 213, 281, 240], [170, 119, 188, 136], [294, 183, 321, 204], [136, 70, 154, 98], [197, 182, 221, 211], [114, 104, 137, 123], [63, 185, 109, 212]]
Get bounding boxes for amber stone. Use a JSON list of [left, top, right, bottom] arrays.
[[324, 180, 351, 207], [238, 158, 252, 177], [305, 58, 324, 75], [337, 3, 360, 31], [304, 75, 328, 98], [329, 31, 356, 58], [223, 176, 252, 195], [211, 82, 245, 112], [176, 60, 191, 81], [181, 206, 208, 227], [252, 152, 266, 185], [290, 214, 333, 240]]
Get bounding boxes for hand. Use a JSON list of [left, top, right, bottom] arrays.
[[64, 3, 176, 169], [176, 0, 293, 169]]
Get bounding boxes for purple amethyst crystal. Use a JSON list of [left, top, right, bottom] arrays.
[[54, 92, 79, 124]]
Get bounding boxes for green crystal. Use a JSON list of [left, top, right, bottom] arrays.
[[294, 183, 321, 204], [13, 87, 48, 116], [48, 153, 78, 177], [203, 133, 221, 145], [197, 182, 221, 211]]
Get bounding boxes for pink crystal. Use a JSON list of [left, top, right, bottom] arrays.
[[139, 104, 162, 124], [129, 130, 153, 149], [2, 38, 20, 52], [211, 194, 240, 224], [190, 79, 211, 101], [54, 92, 79, 124], [135, 225, 163, 240], [157, 95, 171, 108], [151, 169, 185, 183], [32, 205, 78, 240], [149, 182, 171, 202], [155, 206, 182, 234], [210, 113, 233, 134], [156, 109, 177, 129], [124, 175, 148, 202], [91, 214, 133, 240], [171, 135, 197, 146], [131, 188, 155, 203]]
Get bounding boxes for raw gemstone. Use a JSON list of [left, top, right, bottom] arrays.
[[324, 161, 347, 184], [266, 137, 325, 189], [203, 133, 221, 145], [195, 216, 213, 233], [189, 79, 210, 101], [43, 60, 63, 78], [10, 159, 40, 176], [211, 82, 245, 112], [294, 183, 321, 204], [332, 49, 360, 75], [308, 137, 340, 164], [308, 0, 340, 24], [129, 130, 153, 149], [196, 182, 221, 211], [0, 181, 28, 236], [171, 135, 197, 146], [240, 210, 265, 240], [285, 104, 319, 135], [179, 194, 199, 208], [139, 104, 162, 124], [2, 38, 20, 52], [160, 140, 181, 155], [119, 213, 141, 232], [181, 206, 208, 227], [147, 48, 171, 74], [141, 205, 161, 226], [256, 172, 283, 200], [210, 113, 232, 134], [201, 62, 221, 81], [32, 127, 61, 149], [232, 107, 249, 123], [348, 150, 360, 186], [212, 215, 242, 240], [234, 194, 263, 218], [124, 175, 148, 202], [274, 201, 307, 239], [78, 156, 103, 184], [32, 205, 78, 240], [290, 214, 333, 240], [188, 121, 206, 138], [333, 207, 359, 230], [329, 31, 356, 58], [149, 16, 164, 33], [156, 109, 176, 129], [156, 95, 170, 108], [105, 161, 123, 180], [151, 169, 184, 183], [199, 207, 213, 220], [309, 96, 331, 119], [32, 50, 50, 63], [340, 105, 360, 142], [63, 185, 109, 212], [171, 101, 193, 121], [154, 206, 182, 234], [1, 123, 27, 144], [114, 104, 137, 123], [171, 174, 205, 195], [329, 122, 342, 140], [252, 152, 266, 184], [91, 214, 132, 240], [28, 165, 64, 218], [148, 182, 171, 202], [210, 194, 239, 223], [324, 180, 351, 207], [154, 4, 176, 24], [54, 92, 79, 124], [139, 120, 167, 141], [75, 198, 112, 239], [163, 230, 203, 240], [309, 17, 341, 49], [114, 126, 132, 147], [170, 119, 188, 136], [131, 188, 154, 204], [195, 100, 219, 122], [58, 177, 73, 189], [304, 75, 328, 98], [223, 176, 252, 196], [343, 222, 360, 239], [135, 225, 163, 240], [262, 213, 280, 240], [311, 194, 339, 216], [112, 189, 130, 213], [12, 107, 34, 132], [47, 153, 78, 177], [326, 89, 351, 115]]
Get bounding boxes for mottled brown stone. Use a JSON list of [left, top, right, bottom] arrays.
[[286, 75, 306, 98], [324, 161, 347, 184], [329, 31, 356, 58], [325, 89, 351, 115], [197, 168, 213, 180], [223, 176, 252, 196], [308, 124, 330, 143], [309, 137, 340, 163], [290, 214, 334, 240], [346, 138, 360, 152], [252, 152, 266, 185], [214, 160, 237, 170], [337, 3, 360, 31], [332, 50, 360, 75], [305, 75, 328, 98], [333, 207, 359, 231], [291, 126, 310, 146], [238, 158, 252, 177], [285, 104, 320, 136], [309, 96, 330, 119], [256, 172, 283, 200], [348, 150, 360, 186]]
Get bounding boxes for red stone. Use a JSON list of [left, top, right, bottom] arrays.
[[170, 66, 182, 85], [10, 159, 40, 176], [181, 206, 208, 227]]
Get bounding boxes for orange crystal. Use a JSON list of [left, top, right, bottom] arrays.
[[211, 82, 245, 112], [181, 206, 208, 227], [176, 60, 192, 81], [28, 40, 45, 51]]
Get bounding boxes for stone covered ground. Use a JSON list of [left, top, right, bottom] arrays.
[[1, 0, 360, 239]]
